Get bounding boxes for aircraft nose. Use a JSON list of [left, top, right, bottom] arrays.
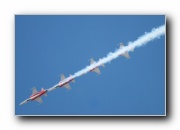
[[19, 102, 24, 105]]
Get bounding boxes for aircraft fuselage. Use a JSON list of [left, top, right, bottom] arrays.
[[30, 90, 47, 101], [58, 78, 74, 87], [90, 66, 98, 72]]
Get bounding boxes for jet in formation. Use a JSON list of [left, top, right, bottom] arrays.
[[48, 74, 75, 91], [89, 58, 105, 75], [119, 42, 134, 59], [19, 87, 48, 105]]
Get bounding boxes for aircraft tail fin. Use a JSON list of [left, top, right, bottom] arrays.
[[130, 47, 134, 52], [101, 64, 105, 67], [70, 74, 75, 83], [72, 79, 75, 83], [41, 88, 47, 96]]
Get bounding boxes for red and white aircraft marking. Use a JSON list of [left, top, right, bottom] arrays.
[[19, 87, 47, 105], [48, 74, 75, 91]]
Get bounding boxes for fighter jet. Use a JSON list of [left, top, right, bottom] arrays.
[[49, 74, 75, 91], [89, 58, 105, 75], [119, 42, 134, 59], [19, 87, 48, 105]]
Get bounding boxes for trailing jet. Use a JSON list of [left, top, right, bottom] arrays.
[[89, 58, 105, 75], [119, 42, 134, 59], [19, 87, 47, 105], [49, 74, 75, 91]]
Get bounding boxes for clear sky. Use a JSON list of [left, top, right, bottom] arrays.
[[15, 15, 165, 115]]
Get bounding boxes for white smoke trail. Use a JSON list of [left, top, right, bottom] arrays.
[[50, 25, 165, 90]]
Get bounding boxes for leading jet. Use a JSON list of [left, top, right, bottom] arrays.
[[19, 87, 48, 105]]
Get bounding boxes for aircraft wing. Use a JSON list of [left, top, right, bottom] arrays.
[[120, 42, 124, 49], [35, 97, 43, 103], [92, 67, 101, 74], [64, 83, 71, 90], [61, 74, 66, 81], [123, 52, 130, 59], [90, 58, 95, 64], [32, 87, 38, 95]]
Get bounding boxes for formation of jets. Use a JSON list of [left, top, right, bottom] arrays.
[[19, 43, 133, 105]]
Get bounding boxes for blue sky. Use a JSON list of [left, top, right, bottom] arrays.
[[15, 15, 165, 115]]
